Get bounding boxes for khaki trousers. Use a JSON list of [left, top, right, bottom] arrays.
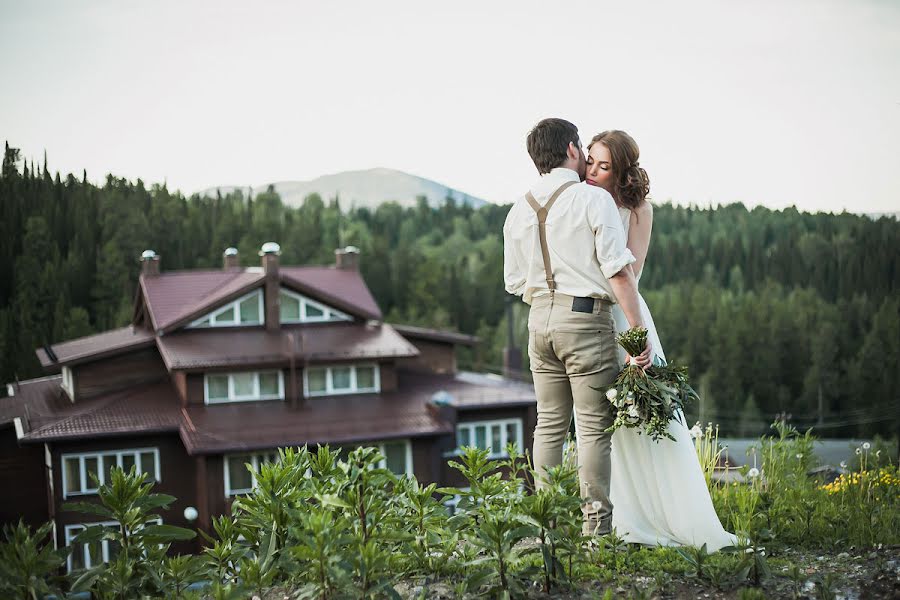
[[528, 292, 618, 527]]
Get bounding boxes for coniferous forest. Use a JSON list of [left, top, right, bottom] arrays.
[[1, 142, 898, 439]]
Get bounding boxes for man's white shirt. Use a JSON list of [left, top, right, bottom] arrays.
[[503, 168, 636, 304]]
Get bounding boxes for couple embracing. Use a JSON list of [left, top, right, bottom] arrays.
[[503, 118, 736, 551]]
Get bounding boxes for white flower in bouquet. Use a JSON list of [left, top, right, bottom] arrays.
[[605, 388, 618, 401], [627, 405, 640, 419], [625, 391, 635, 405], [690, 424, 703, 439]]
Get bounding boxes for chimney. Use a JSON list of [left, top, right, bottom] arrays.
[[260, 242, 280, 332], [335, 245, 360, 270], [141, 250, 160, 277], [223, 247, 240, 269]]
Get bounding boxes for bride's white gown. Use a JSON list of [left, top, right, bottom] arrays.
[[603, 207, 737, 551]]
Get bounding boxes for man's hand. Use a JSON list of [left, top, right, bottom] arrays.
[[626, 342, 652, 370]]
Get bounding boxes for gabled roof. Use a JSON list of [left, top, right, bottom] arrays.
[[140, 266, 382, 335], [0, 375, 67, 426], [140, 269, 264, 332], [36, 326, 156, 369], [280, 267, 381, 321], [155, 323, 418, 371]]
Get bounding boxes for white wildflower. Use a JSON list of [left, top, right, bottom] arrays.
[[876, 450, 881, 458], [605, 388, 618, 401], [855, 448, 862, 455], [839, 461, 847, 469], [748, 467, 760, 478], [862, 442, 871, 450], [796, 453, 803, 460]]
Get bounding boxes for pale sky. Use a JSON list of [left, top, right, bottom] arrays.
[[1, 0, 898, 213]]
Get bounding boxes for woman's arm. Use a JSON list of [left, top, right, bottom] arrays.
[[627, 201, 653, 279]]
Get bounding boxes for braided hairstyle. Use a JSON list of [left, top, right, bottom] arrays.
[[587, 130, 650, 210]]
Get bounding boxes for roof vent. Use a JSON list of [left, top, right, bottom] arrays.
[[259, 242, 281, 255], [430, 390, 454, 406]]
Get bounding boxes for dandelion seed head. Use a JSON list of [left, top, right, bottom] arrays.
[[863, 442, 871, 450], [748, 467, 760, 478], [591, 500, 602, 511]]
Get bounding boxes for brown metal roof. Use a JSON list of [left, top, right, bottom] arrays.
[[156, 323, 418, 371], [140, 269, 264, 332], [280, 266, 382, 321], [36, 326, 156, 368], [13, 369, 534, 452], [180, 390, 452, 454], [390, 324, 480, 346], [19, 380, 182, 442], [0, 376, 67, 426]]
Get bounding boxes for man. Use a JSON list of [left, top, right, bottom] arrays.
[[503, 118, 650, 535]]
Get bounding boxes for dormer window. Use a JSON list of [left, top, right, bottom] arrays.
[[205, 370, 284, 404], [280, 289, 351, 323], [188, 290, 263, 328]]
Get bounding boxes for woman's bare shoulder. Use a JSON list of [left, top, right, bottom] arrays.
[[631, 199, 653, 224]]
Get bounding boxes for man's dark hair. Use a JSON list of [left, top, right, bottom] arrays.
[[526, 118, 580, 174]]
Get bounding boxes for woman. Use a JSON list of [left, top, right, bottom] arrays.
[[584, 130, 737, 551]]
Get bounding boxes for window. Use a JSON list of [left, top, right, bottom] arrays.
[[205, 371, 284, 404], [188, 289, 263, 328], [279, 289, 351, 323], [456, 419, 523, 459], [65, 519, 161, 573], [304, 364, 380, 397], [378, 440, 412, 476], [224, 452, 279, 496], [62, 448, 160, 499]]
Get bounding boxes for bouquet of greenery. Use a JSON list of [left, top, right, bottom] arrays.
[[602, 327, 699, 442]]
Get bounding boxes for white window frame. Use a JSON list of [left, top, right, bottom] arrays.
[[376, 440, 413, 476], [279, 288, 351, 323], [204, 370, 284, 404], [187, 289, 264, 328], [224, 451, 280, 497], [64, 518, 161, 573], [443, 486, 471, 516], [455, 418, 524, 459], [61, 448, 161, 499], [303, 364, 380, 397]]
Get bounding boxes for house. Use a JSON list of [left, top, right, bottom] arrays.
[[0, 243, 536, 571]]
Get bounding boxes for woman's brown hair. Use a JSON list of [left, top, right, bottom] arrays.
[[587, 130, 650, 210]]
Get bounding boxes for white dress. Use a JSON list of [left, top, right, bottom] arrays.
[[607, 206, 737, 551]]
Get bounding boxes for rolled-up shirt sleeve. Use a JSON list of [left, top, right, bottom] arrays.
[[503, 212, 526, 295], [588, 191, 636, 279]]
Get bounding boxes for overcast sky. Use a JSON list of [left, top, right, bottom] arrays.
[[1, 0, 898, 213]]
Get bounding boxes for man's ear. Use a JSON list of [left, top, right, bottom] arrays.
[[566, 141, 580, 161]]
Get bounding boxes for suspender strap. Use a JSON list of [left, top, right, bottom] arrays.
[[525, 180, 577, 291]]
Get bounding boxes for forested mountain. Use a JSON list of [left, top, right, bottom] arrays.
[[1, 142, 898, 439]]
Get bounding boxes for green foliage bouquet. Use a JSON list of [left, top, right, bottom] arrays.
[[603, 327, 699, 442]]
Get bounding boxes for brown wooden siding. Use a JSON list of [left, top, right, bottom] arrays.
[[379, 362, 397, 392], [0, 427, 50, 529], [74, 348, 167, 401], [51, 434, 199, 554], [397, 340, 456, 374]]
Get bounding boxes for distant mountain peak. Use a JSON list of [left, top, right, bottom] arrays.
[[198, 168, 489, 210]]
